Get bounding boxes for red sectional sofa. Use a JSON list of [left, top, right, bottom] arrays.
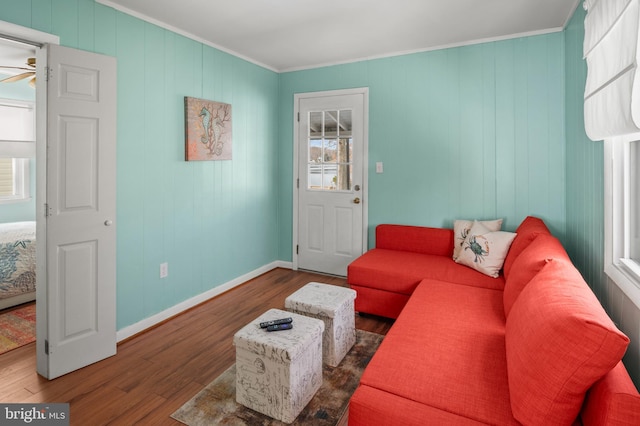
[[347, 217, 640, 425]]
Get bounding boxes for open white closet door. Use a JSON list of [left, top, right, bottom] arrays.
[[39, 44, 117, 379]]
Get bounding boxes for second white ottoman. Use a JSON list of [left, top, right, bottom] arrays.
[[285, 282, 357, 367]]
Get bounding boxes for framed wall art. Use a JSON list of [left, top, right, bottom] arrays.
[[184, 96, 232, 161]]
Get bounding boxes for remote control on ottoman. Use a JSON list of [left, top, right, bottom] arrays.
[[266, 323, 293, 332], [260, 317, 293, 328]]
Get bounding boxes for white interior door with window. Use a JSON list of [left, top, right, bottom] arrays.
[[294, 89, 368, 276], [41, 44, 117, 379]]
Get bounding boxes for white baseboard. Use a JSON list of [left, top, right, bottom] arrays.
[[116, 260, 293, 342]]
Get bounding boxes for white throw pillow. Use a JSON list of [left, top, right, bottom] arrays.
[[452, 218, 503, 260], [455, 220, 517, 278]]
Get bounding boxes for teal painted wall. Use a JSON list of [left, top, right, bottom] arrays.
[[0, 0, 280, 329], [563, 6, 606, 302], [0, 78, 36, 223], [279, 34, 566, 260]]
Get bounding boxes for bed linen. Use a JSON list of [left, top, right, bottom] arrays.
[[0, 221, 36, 309]]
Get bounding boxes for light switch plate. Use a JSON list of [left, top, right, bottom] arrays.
[[160, 262, 168, 278]]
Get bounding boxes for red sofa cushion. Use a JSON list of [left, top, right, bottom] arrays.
[[348, 249, 505, 297], [349, 385, 489, 426], [358, 280, 520, 425], [503, 216, 551, 279], [506, 260, 630, 425], [581, 361, 640, 425], [349, 284, 410, 319], [503, 233, 570, 317]]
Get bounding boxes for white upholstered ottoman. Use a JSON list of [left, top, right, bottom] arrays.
[[233, 308, 324, 424], [285, 282, 357, 367]]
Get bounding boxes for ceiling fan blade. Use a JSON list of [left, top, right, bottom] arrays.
[[28, 76, 36, 88], [0, 65, 32, 71], [0, 72, 36, 83]]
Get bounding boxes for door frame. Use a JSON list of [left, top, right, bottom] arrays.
[[0, 20, 58, 376], [292, 87, 369, 272]]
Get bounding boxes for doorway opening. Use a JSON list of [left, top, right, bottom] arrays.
[[0, 20, 118, 380], [0, 21, 58, 377], [0, 36, 37, 354]]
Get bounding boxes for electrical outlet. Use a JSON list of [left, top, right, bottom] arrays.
[[160, 262, 168, 278]]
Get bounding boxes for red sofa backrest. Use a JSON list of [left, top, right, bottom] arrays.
[[376, 224, 454, 257], [503, 216, 552, 279]]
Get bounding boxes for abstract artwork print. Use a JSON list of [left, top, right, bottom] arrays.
[[184, 96, 232, 161]]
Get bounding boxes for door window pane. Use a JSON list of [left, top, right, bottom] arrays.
[[308, 138, 322, 162], [307, 110, 353, 191], [325, 111, 338, 136], [340, 110, 352, 133], [324, 139, 337, 163]]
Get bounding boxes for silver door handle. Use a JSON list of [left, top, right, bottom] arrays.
[[104, 220, 113, 226]]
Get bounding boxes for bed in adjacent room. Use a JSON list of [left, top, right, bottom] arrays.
[[0, 221, 36, 310]]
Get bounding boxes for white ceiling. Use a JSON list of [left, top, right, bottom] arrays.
[[98, 0, 580, 72], [0, 1, 582, 73]]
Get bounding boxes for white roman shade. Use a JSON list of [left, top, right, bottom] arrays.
[[0, 99, 35, 157], [584, 0, 640, 141]]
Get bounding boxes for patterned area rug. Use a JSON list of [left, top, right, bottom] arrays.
[[0, 303, 36, 355], [171, 329, 383, 426]]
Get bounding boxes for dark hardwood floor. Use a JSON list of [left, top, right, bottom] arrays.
[[0, 268, 394, 425]]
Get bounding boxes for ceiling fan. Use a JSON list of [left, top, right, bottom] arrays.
[[0, 57, 36, 88]]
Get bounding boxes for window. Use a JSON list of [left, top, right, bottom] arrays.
[[630, 140, 640, 262], [307, 109, 353, 191], [0, 99, 34, 204], [0, 157, 30, 203], [604, 135, 640, 303]]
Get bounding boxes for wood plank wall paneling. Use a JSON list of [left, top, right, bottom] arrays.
[[52, 0, 78, 48], [564, 6, 605, 304], [279, 31, 566, 258], [0, 0, 281, 331]]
